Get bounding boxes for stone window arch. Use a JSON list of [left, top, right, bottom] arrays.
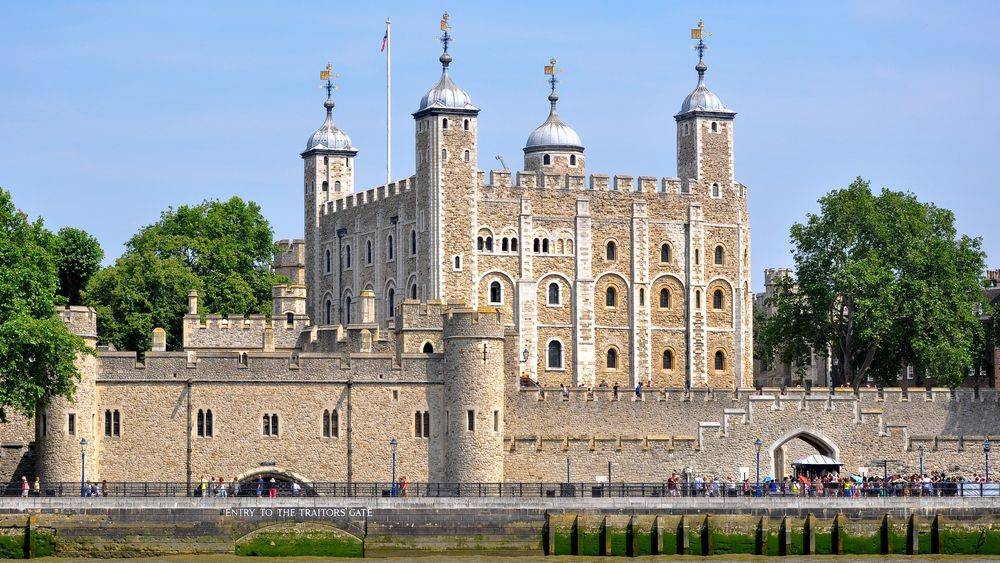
[[714, 245, 725, 265], [344, 295, 353, 325], [334, 180, 341, 191], [569, 154, 577, 166], [463, 150, 470, 163], [345, 245, 352, 269], [322, 180, 328, 192], [639, 287, 645, 306], [386, 288, 396, 318], [410, 229, 417, 255], [660, 243, 671, 263], [712, 183, 720, 198], [543, 154, 551, 165], [659, 288, 671, 308], [546, 340, 563, 369], [365, 240, 373, 264], [324, 249, 332, 273], [285, 312, 294, 325], [533, 238, 540, 253], [422, 341, 435, 353], [511, 237, 518, 251], [605, 286, 617, 308], [542, 239, 550, 253], [547, 282, 560, 305], [714, 350, 726, 371], [410, 283, 417, 299], [489, 280, 503, 304], [386, 235, 394, 261], [662, 349, 674, 370], [711, 121, 718, 133], [453, 255, 462, 270], [463, 119, 470, 131], [713, 288, 724, 309], [606, 347, 619, 370], [606, 240, 617, 261], [324, 298, 333, 325], [442, 117, 449, 129]]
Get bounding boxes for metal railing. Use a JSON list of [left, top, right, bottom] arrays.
[[4, 481, 999, 498]]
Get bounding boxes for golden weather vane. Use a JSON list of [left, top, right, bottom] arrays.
[[440, 11, 450, 31], [691, 20, 712, 61], [320, 63, 340, 98], [543, 57, 564, 92]]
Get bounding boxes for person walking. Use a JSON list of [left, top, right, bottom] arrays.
[[232, 478, 241, 497], [32, 476, 40, 497], [20, 476, 28, 497], [268, 478, 278, 499], [612, 382, 619, 400], [634, 381, 643, 398], [256, 477, 264, 498]]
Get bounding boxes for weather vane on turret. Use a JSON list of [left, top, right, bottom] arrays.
[[319, 63, 340, 103], [543, 58, 563, 94], [439, 12, 451, 53], [691, 20, 712, 62]]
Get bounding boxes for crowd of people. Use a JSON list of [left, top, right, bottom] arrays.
[[194, 476, 306, 498], [661, 470, 996, 497]]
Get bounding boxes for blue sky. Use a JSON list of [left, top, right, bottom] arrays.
[[1, 1, 997, 290]]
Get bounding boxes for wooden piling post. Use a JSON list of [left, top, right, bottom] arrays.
[[803, 514, 816, 555], [601, 515, 611, 556], [701, 515, 713, 556], [755, 516, 768, 555], [831, 514, 845, 555], [652, 515, 662, 555], [677, 515, 689, 555], [931, 514, 943, 554], [906, 514, 918, 555], [880, 514, 891, 555], [571, 514, 579, 555], [779, 516, 792, 556]]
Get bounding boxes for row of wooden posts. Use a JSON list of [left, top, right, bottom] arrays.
[[543, 513, 943, 556]]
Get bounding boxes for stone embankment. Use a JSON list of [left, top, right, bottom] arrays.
[[1, 497, 999, 557]]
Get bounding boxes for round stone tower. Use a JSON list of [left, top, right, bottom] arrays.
[[442, 307, 506, 483], [37, 306, 99, 485]]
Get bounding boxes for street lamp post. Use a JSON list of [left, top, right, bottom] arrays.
[[985, 439, 992, 482], [754, 438, 764, 496], [389, 437, 398, 496], [79, 438, 88, 496], [918, 445, 925, 476]]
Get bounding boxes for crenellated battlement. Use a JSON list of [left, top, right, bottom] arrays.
[[481, 169, 744, 198], [443, 306, 505, 339], [325, 175, 417, 215], [182, 313, 309, 351], [58, 305, 97, 339]]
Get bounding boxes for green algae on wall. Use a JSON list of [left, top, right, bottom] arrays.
[[234, 529, 363, 558]]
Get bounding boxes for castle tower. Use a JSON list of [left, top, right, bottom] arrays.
[[674, 22, 736, 194], [442, 307, 506, 483], [37, 307, 99, 485], [413, 14, 480, 304], [523, 59, 585, 176], [303, 69, 357, 323]]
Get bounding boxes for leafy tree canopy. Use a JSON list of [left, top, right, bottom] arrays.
[[126, 197, 282, 316], [0, 187, 90, 421], [54, 227, 104, 306], [759, 178, 985, 390]]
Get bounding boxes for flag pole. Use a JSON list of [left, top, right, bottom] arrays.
[[379, 19, 392, 185]]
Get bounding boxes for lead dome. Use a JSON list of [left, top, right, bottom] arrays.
[[305, 97, 354, 152]]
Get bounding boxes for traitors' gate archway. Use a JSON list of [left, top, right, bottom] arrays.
[[768, 428, 840, 480]]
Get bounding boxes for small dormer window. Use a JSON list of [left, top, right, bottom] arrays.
[[569, 154, 577, 166], [543, 154, 551, 165]]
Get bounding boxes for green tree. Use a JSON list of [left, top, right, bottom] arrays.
[[126, 197, 283, 316], [53, 227, 104, 306], [84, 253, 203, 352], [0, 187, 90, 421], [760, 178, 985, 390]]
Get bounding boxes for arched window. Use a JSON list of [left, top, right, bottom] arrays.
[[605, 286, 617, 307], [662, 349, 674, 370], [463, 119, 470, 131], [569, 154, 577, 166], [713, 289, 724, 309], [659, 288, 670, 308], [639, 287, 645, 306], [542, 239, 549, 253], [322, 180, 328, 191], [263, 413, 279, 436], [453, 255, 461, 270], [511, 237, 518, 251], [533, 238, 540, 253], [286, 312, 294, 325], [422, 341, 434, 353], [543, 154, 551, 165], [477, 236, 484, 250], [714, 350, 725, 370], [323, 156, 328, 166], [485, 237, 493, 251], [565, 238, 573, 253], [501, 238, 509, 251], [345, 246, 352, 268], [387, 235, 394, 260], [489, 281, 502, 304], [660, 243, 671, 263], [711, 121, 718, 132], [365, 240, 373, 264], [547, 282, 560, 305], [463, 150, 470, 162], [558, 239, 564, 254], [345, 296, 352, 325], [197, 409, 204, 437], [442, 117, 449, 129], [205, 409, 213, 437], [331, 409, 338, 437], [334, 180, 341, 191], [324, 299, 332, 325], [387, 288, 395, 317], [547, 340, 563, 369], [239, 352, 248, 366], [712, 183, 720, 197], [325, 249, 331, 273], [323, 409, 331, 437], [414, 411, 422, 437], [441, 148, 447, 160], [410, 283, 417, 299], [410, 229, 417, 255], [695, 290, 701, 309], [606, 348, 618, 369], [606, 241, 617, 260], [714, 245, 724, 264]]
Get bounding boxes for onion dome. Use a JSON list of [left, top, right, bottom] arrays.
[[417, 37, 477, 113], [305, 95, 354, 152], [525, 89, 583, 151], [678, 59, 733, 115]]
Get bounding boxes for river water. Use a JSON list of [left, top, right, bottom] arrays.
[[26, 556, 991, 562]]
